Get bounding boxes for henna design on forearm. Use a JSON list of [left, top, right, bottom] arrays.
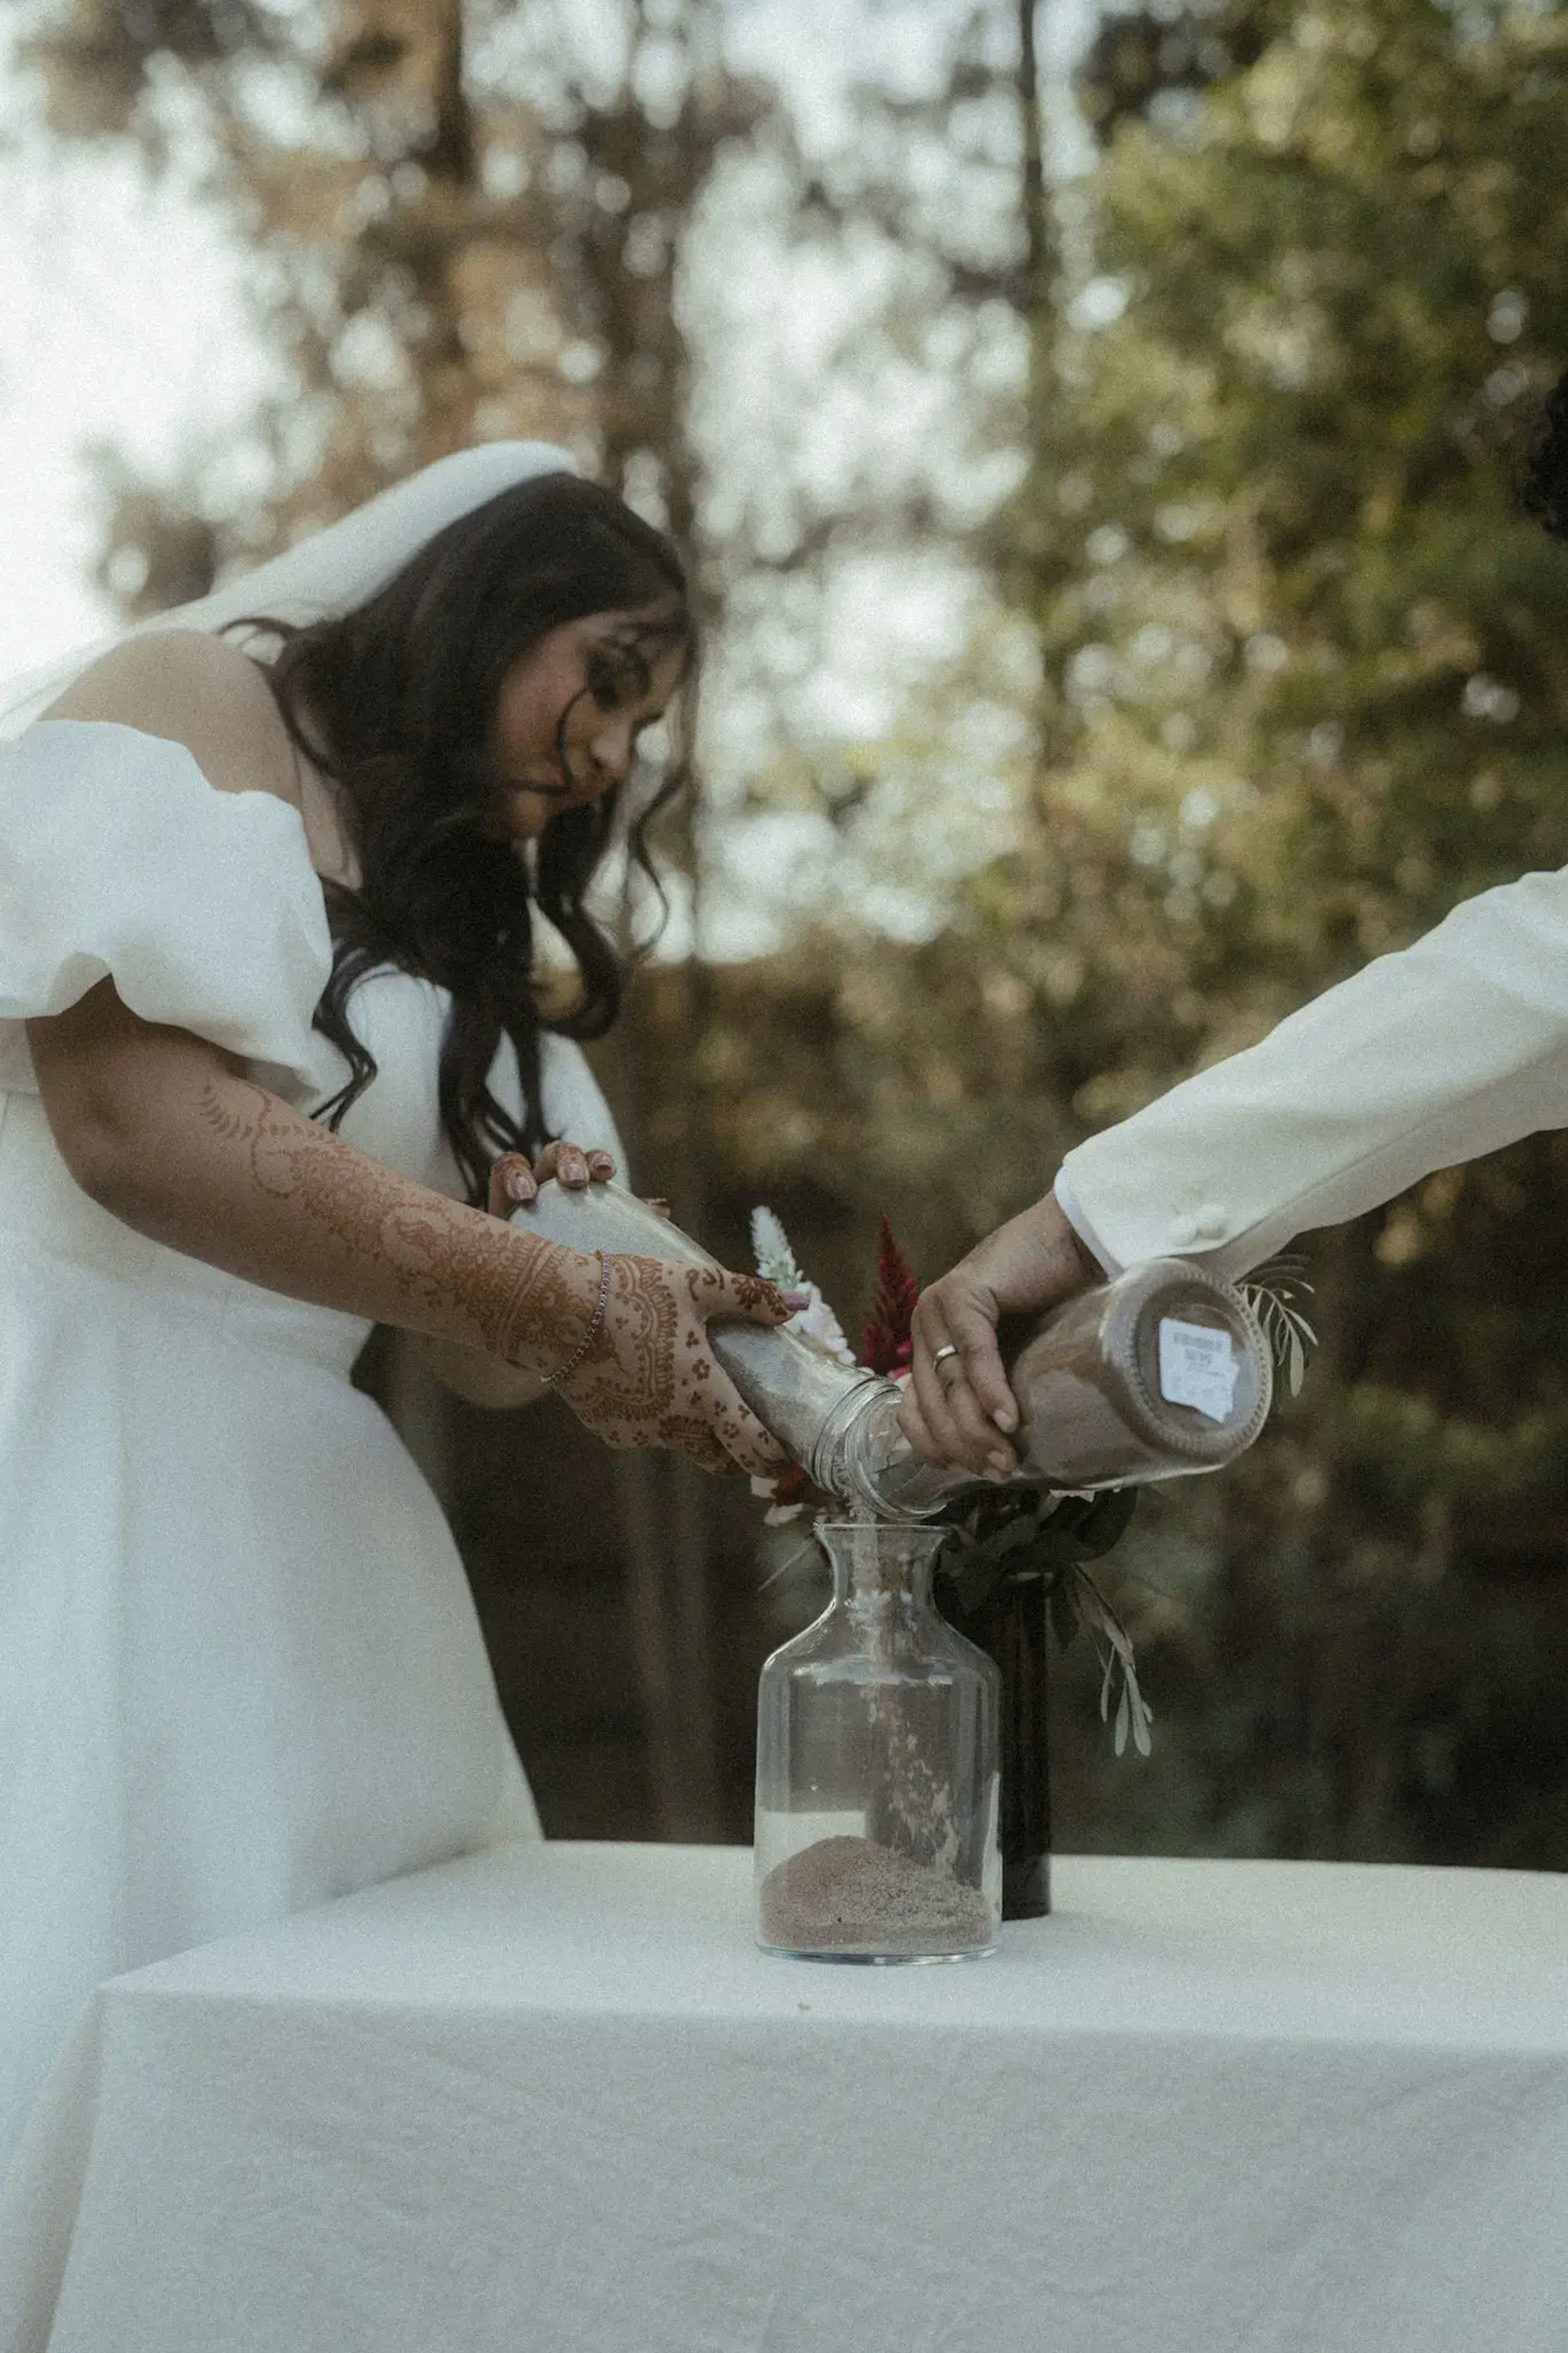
[[189, 1076, 789, 1473], [194, 1077, 598, 1365]]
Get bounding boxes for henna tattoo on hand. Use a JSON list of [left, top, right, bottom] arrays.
[[556, 1256, 792, 1479]]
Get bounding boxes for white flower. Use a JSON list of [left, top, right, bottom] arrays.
[[784, 1281, 858, 1369], [750, 1204, 855, 1365], [750, 1474, 807, 1526], [750, 1205, 804, 1290]]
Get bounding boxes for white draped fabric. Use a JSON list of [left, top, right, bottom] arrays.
[[7, 1843, 1568, 2353], [0, 718, 624, 2175]]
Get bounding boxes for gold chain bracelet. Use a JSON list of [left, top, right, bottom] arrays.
[[538, 1249, 611, 1388]]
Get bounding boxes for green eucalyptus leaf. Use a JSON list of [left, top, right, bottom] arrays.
[[1036, 1526, 1103, 1572]]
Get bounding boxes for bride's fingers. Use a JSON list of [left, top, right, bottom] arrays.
[[688, 1272, 814, 1477], [556, 1256, 799, 1479], [666, 1423, 733, 1478], [488, 1152, 537, 1216], [491, 1142, 614, 1218], [665, 1269, 795, 1475], [532, 1140, 593, 1189], [590, 1408, 731, 1478]]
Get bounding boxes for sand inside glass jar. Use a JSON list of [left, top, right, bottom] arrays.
[[759, 1833, 992, 1956], [759, 1523, 994, 1957]]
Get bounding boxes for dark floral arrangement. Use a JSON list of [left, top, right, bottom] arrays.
[[752, 1208, 1315, 1760]]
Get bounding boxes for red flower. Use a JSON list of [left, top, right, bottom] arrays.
[[751, 1459, 836, 1521], [862, 1212, 920, 1376], [768, 1461, 814, 1510]]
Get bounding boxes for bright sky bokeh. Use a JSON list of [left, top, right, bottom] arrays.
[[0, 0, 1091, 684]]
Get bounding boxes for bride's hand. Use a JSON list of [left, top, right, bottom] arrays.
[[488, 1154, 796, 1476], [576, 1257, 799, 1478], [515, 1249, 796, 1479]]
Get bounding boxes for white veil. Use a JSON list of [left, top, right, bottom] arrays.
[[0, 439, 577, 740]]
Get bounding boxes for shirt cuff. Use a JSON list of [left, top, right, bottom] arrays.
[[1052, 1171, 1125, 1279]]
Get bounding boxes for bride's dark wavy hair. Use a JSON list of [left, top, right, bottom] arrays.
[[1520, 368, 1568, 538], [227, 472, 693, 1202]]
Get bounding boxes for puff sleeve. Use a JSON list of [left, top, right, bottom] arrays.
[[0, 720, 332, 1103]]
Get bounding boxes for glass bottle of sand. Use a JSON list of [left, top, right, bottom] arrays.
[[755, 1521, 1001, 1962]]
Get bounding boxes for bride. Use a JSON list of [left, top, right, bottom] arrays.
[[0, 442, 794, 2170]]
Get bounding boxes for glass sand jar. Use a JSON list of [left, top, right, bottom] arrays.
[[755, 1522, 1002, 1963]]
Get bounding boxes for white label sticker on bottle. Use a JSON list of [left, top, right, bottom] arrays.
[[1157, 1318, 1238, 1423]]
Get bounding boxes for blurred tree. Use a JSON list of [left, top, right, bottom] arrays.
[[981, 0, 1568, 1863], [1074, 0, 1280, 147], [696, 0, 1568, 1870]]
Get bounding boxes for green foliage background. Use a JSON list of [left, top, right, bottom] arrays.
[[951, 0, 1568, 1863]]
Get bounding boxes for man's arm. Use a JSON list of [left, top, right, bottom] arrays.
[[901, 863, 1568, 1474], [1059, 862, 1568, 1278]]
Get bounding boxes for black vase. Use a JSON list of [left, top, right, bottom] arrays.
[[940, 1567, 1051, 1919]]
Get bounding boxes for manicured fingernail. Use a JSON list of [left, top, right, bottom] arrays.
[[992, 1405, 1018, 1433], [507, 1171, 535, 1202], [782, 1288, 811, 1310], [987, 1452, 1013, 1478], [562, 1158, 588, 1184]]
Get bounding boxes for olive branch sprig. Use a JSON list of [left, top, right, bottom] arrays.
[[1239, 1251, 1319, 1399], [930, 1487, 1154, 1755]]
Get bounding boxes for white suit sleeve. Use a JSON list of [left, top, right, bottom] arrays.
[[0, 719, 332, 1103], [1056, 863, 1568, 1279]]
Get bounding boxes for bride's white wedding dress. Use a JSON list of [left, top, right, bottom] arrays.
[[0, 719, 623, 2173]]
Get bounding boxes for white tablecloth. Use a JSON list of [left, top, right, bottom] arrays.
[[5, 1842, 1568, 2353]]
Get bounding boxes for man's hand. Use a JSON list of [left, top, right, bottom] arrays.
[[898, 1191, 1102, 1478]]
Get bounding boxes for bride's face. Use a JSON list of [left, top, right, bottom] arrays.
[[483, 605, 686, 843]]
